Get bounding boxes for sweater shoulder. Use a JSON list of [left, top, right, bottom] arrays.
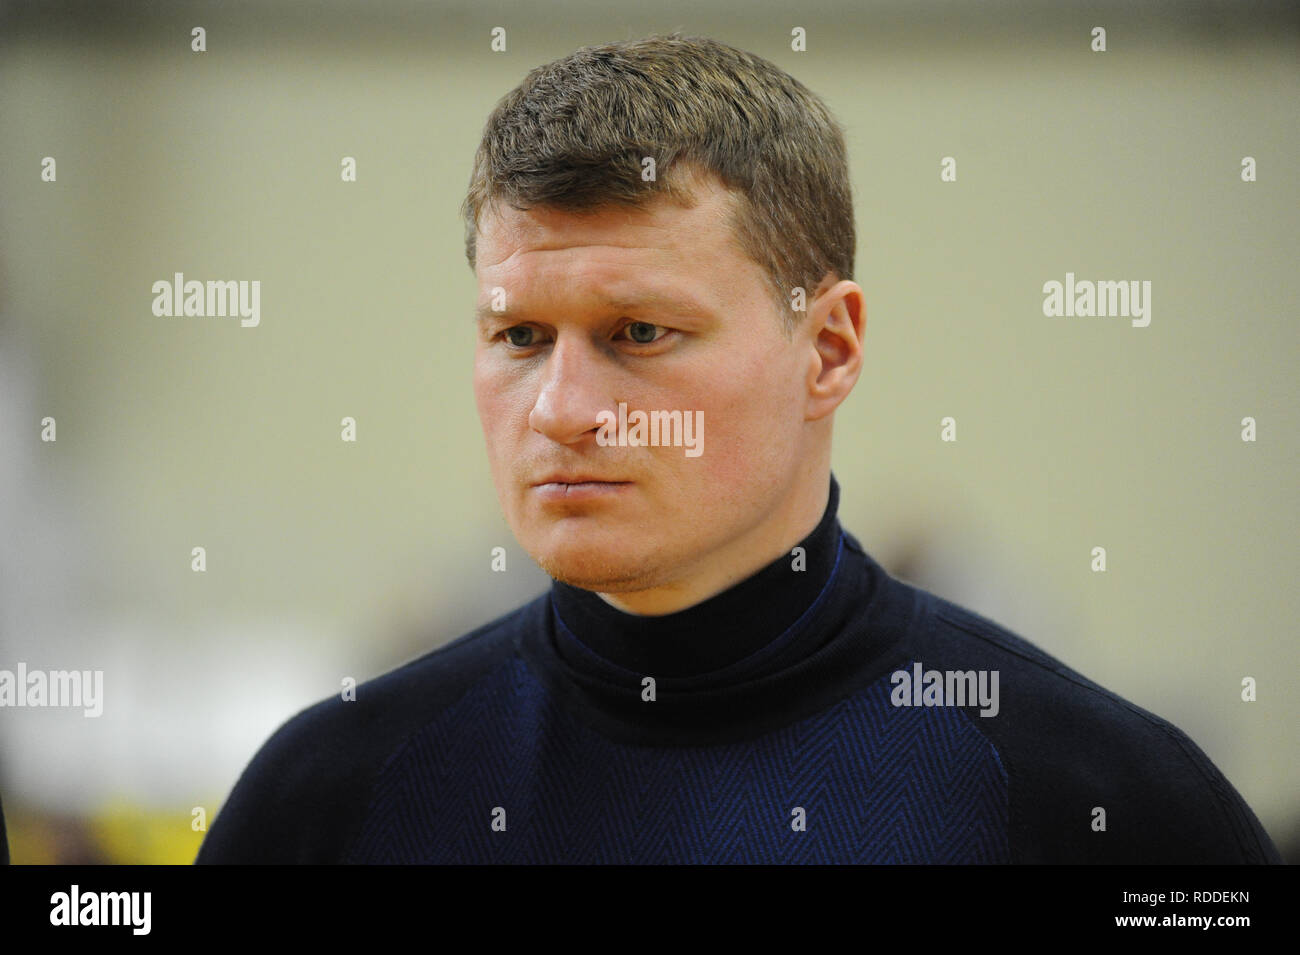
[[907, 590, 1281, 863], [195, 594, 547, 863]]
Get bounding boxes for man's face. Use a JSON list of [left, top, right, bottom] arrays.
[[472, 175, 821, 598]]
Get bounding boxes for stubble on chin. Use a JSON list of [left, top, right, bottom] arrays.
[[511, 486, 688, 593], [532, 548, 663, 593]]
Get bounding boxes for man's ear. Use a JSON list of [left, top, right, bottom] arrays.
[[804, 277, 865, 421]]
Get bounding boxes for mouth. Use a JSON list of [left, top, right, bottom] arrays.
[[530, 477, 633, 502], [532, 474, 629, 487]]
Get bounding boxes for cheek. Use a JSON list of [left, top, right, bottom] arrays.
[[473, 359, 511, 450], [696, 351, 802, 470], [474, 357, 541, 453], [474, 351, 513, 414]]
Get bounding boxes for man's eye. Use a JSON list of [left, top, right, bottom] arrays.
[[618, 321, 666, 344], [503, 326, 539, 347], [497, 322, 667, 348]]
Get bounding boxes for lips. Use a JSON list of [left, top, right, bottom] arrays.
[[532, 474, 629, 486], [529, 475, 633, 503]]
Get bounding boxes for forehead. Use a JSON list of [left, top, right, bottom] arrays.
[[474, 179, 751, 298]]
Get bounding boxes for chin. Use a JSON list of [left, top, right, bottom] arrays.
[[527, 535, 665, 592], [543, 566, 653, 593], [532, 549, 648, 592]]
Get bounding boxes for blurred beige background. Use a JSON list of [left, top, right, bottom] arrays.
[[0, 0, 1295, 862]]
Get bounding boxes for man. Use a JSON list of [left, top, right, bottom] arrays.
[[197, 34, 1280, 864]]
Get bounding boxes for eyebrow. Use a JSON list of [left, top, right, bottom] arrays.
[[474, 291, 709, 323]]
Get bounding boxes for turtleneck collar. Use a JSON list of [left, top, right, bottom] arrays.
[[549, 473, 845, 683]]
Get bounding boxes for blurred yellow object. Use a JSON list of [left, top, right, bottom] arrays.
[[90, 798, 208, 865], [4, 798, 209, 864]]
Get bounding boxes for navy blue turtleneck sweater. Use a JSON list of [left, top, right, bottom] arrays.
[[196, 476, 1281, 864]]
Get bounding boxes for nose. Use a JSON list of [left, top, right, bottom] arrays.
[[528, 335, 610, 445]]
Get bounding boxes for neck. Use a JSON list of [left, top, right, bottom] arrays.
[[595, 467, 833, 616], [547, 471, 846, 682]]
